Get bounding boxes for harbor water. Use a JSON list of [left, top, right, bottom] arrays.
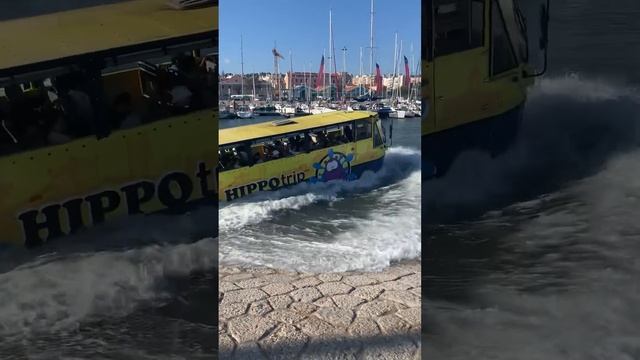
[[424, 0, 640, 358]]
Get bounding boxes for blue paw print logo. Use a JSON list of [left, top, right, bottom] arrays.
[[309, 149, 357, 183]]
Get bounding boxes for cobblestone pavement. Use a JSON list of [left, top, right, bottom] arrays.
[[219, 260, 421, 359]]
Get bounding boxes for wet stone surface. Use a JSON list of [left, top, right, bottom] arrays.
[[218, 260, 421, 359]]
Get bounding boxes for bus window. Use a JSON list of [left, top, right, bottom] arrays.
[[471, 0, 485, 47], [0, 75, 93, 156], [491, 0, 518, 75], [219, 143, 251, 171], [434, 0, 484, 57], [355, 119, 372, 140], [103, 50, 217, 132], [373, 120, 384, 148]]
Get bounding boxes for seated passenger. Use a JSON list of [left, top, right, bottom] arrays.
[[253, 152, 263, 164], [61, 73, 94, 137], [111, 92, 141, 129], [47, 112, 72, 145], [317, 132, 329, 148], [344, 125, 354, 142]]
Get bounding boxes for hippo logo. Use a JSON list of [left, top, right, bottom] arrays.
[[309, 149, 357, 183]]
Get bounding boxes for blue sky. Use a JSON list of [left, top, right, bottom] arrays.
[[219, 0, 420, 76]]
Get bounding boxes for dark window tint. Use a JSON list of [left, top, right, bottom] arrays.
[[373, 121, 383, 147], [434, 0, 484, 57], [354, 119, 372, 140], [470, 0, 484, 47], [491, 0, 518, 75]]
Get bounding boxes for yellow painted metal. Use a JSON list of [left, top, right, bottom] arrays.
[[0, 0, 217, 70], [219, 136, 384, 202], [218, 116, 385, 201], [422, 0, 534, 137], [0, 110, 217, 246], [220, 111, 377, 145]]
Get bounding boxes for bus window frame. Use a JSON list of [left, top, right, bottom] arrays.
[[489, 0, 520, 77]]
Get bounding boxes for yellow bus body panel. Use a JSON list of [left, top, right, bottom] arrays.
[[0, 111, 217, 246]]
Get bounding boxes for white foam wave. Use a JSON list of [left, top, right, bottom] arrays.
[[0, 236, 216, 340], [529, 73, 640, 102], [220, 146, 420, 232], [220, 147, 421, 272]]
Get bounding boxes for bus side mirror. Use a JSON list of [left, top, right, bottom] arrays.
[[539, 3, 550, 50]]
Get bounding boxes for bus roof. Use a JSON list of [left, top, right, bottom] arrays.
[[0, 0, 217, 72], [220, 111, 377, 145]]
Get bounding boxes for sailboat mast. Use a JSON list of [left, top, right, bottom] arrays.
[[323, 48, 326, 100], [391, 32, 398, 101], [240, 34, 244, 96], [398, 39, 403, 100], [328, 9, 332, 101], [342, 46, 347, 102], [359, 46, 363, 96], [252, 68, 256, 100], [289, 49, 293, 101], [409, 42, 414, 102], [369, 0, 374, 95]]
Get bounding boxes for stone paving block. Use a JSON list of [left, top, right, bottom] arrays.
[[262, 282, 295, 296], [220, 281, 240, 292], [248, 300, 273, 317], [292, 276, 322, 289], [313, 296, 337, 308], [357, 299, 399, 318], [259, 273, 299, 285], [228, 315, 277, 343], [258, 323, 308, 360], [223, 288, 268, 304], [289, 302, 318, 315], [222, 273, 254, 282], [268, 295, 293, 310], [297, 316, 343, 339], [290, 287, 323, 303], [376, 314, 412, 336], [218, 333, 235, 356], [395, 307, 421, 327], [378, 281, 414, 291], [220, 302, 249, 321], [316, 282, 353, 296], [331, 294, 365, 309], [350, 285, 384, 301], [348, 316, 380, 337], [236, 277, 272, 289], [374, 267, 415, 282], [342, 274, 379, 287], [219, 260, 421, 360], [314, 307, 355, 329], [318, 273, 343, 282], [379, 290, 421, 308], [265, 309, 307, 325], [397, 273, 421, 286]]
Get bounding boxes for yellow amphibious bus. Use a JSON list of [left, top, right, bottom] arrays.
[[219, 111, 386, 202], [0, 0, 219, 248], [423, 0, 549, 177]]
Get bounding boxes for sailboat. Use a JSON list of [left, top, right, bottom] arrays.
[[236, 34, 254, 119]]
